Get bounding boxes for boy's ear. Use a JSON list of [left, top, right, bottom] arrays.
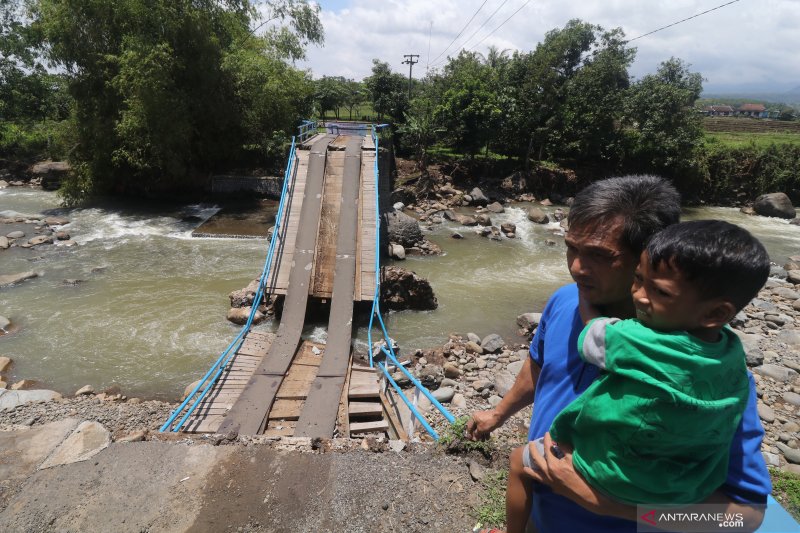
[[699, 300, 737, 329]]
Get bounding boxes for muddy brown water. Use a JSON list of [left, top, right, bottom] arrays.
[[3, 187, 800, 400]]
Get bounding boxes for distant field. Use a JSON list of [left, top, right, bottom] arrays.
[[319, 103, 377, 122], [702, 117, 800, 148]]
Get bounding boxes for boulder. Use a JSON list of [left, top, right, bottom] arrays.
[[455, 214, 478, 226], [527, 207, 549, 224], [480, 333, 504, 354], [384, 210, 424, 247], [486, 202, 505, 214], [6, 231, 25, 239], [0, 356, 11, 373], [0, 236, 8, 249], [476, 214, 492, 226], [517, 312, 542, 330], [469, 187, 489, 206], [467, 332, 481, 344], [789, 271, 800, 285], [388, 243, 406, 260], [75, 385, 94, 396], [753, 193, 796, 219], [226, 306, 264, 325], [39, 421, 110, 469], [0, 389, 62, 411], [0, 271, 38, 288], [381, 266, 437, 310], [44, 216, 70, 226], [229, 279, 259, 308], [0, 316, 10, 331], [500, 223, 516, 235], [450, 231, 464, 239]]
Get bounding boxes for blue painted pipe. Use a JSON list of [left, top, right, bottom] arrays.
[[378, 361, 439, 440]]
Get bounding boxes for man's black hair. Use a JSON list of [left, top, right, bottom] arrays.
[[646, 220, 770, 312], [568, 175, 681, 254]]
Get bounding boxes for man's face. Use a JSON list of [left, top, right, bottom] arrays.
[[565, 217, 639, 307]]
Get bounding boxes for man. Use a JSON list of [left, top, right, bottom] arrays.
[[466, 175, 770, 532]]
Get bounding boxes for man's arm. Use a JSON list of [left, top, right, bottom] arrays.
[[528, 434, 766, 531], [465, 357, 541, 440]]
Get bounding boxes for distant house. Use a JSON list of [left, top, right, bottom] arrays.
[[737, 103, 767, 118], [704, 105, 735, 116]]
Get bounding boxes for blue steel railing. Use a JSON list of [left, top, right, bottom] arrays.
[[298, 120, 318, 143], [366, 125, 456, 441], [160, 136, 299, 432]]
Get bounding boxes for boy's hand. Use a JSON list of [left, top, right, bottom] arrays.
[[578, 293, 601, 325]]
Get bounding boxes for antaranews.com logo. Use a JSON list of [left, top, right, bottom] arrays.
[[637, 504, 766, 532]]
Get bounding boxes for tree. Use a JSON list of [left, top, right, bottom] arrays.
[[314, 75, 347, 120], [32, 0, 323, 202], [622, 57, 704, 181], [397, 95, 442, 195], [363, 59, 407, 121]]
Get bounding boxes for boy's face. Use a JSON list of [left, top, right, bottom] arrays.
[[631, 251, 721, 334]]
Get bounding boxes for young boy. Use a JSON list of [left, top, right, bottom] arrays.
[[505, 220, 771, 532]]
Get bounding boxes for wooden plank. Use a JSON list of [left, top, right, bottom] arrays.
[[275, 380, 312, 400], [292, 376, 346, 437], [349, 383, 380, 399], [336, 352, 353, 437], [284, 362, 318, 383], [349, 420, 388, 433], [263, 420, 297, 438], [269, 399, 304, 420], [348, 402, 383, 417], [380, 389, 409, 441], [183, 414, 225, 434]]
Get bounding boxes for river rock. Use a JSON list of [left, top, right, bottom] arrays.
[[417, 365, 442, 388], [476, 214, 492, 226], [467, 332, 481, 344], [480, 334, 504, 354], [488, 395, 503, 407], [486, 202, 505, 214], [508, 360, 525, 376], [789, 271, 800, 285], [494, 370, 516, 397], [782, 391, 800, 407], [469, 187, 489, 206], [772, 266, 789, 279], [75, 385, 94, 396], [39, 421, 111, 469], [0, 271, 38, 288], [451, 231, 463, 239], [381, 266, 437, 311], [0, 356, 11, 373], [30, 161, 71, 190], [0, 389, 62, 411], [0, 316, 10, 332], [777, 442, 800, 464], [229, 279, 259, 308], [772, 287, 800, 300], [433, 386, 455, 403], [527, 208, 549, 224], [226, 306, 264, 325], [455, 214, 478, 226], [384, 210, 424, 247], [54, 231, 70, 240], [0, 236, 8, 249], [754, 193, 796, 219], [753, 364, 798, 383], [500, 223, 516, 235], [465, 341, 483, 354], [44, 216, 70, 226], [758, 403, 776, 423], [777, 330, 800, 348], [6, 231, 25, 239], [517, 312, 542, 330], [28, 235, 54, 246], [388, 243, 406, 260], [452, 393, 467, 408], [443, 363, 462, 379]]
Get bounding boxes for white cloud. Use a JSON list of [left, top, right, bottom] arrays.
[[296, 0, 800, 93]]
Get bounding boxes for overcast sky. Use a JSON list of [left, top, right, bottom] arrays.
[[288, 0, 799, 94]]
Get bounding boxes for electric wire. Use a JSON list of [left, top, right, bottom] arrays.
[[626, 0, 741, 42], [429, 0, 491, 65]]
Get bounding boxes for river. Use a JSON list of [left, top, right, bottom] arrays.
[[2, 187, 800, 399]]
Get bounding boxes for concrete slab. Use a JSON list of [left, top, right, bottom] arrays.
[[0, 442, 231, 532], [0, 389, 62, 412], [0, 419, 80, 480], [39, 421, 111, 469]]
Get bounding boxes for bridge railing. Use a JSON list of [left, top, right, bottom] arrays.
[[160, 137, 300, 433], [297, 120, 318, 143], [367, 125, 456, 441]]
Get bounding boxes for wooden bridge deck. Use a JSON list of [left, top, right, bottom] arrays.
[[182, 132, 399, 438], [267, 135, 376, 301]]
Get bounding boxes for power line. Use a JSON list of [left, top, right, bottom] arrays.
[[431, 0, 527, 68], [626, 0, 741, 42], [466, 0, 532, 53], [429, 0, 490, 65], [453, 0, 512, 57]]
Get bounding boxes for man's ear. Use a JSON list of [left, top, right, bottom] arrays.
[[700, 300, 737, 329]]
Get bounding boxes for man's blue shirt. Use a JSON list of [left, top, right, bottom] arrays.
[[527, 284, 771, 533]]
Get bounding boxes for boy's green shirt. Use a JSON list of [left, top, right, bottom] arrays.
[[550, 318, 750, 505]]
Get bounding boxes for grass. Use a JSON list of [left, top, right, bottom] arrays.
[[704, 131, 800, 149], [474, 468, 508, 529], [319, 103, 377, 122], [438, 416, 495, 455], [770, 468, 800, 522]]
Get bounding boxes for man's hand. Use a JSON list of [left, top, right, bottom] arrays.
[[465, 409, 502, 441], [524, 432, 638, 521]]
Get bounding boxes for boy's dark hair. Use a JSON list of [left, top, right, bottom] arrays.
[[646, 220, 770, 312], [568, 175, 681, 255]]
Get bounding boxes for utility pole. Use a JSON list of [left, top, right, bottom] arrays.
[[402, 54, 419, 101]]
